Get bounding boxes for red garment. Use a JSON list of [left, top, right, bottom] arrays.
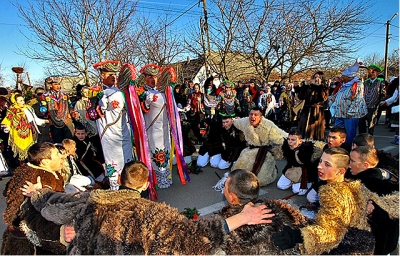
[[248, 86, 260, 101]]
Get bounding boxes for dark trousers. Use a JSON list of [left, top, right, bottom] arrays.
[[50, 125, 73, 143], [358, 108, 377, 135]]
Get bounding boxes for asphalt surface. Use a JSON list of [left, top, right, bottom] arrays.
[[0, 114, 398, 246]]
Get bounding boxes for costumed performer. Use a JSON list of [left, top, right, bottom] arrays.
[[135, 64, 189, 189], [93, 60, 133, 190], [271, 147, 399, 254], [21, 161, 273, 255], [1, 93, 49, 160], [219, 107, 287, 187], [1, 142, 66, 255], [40, 75, 74, 143]]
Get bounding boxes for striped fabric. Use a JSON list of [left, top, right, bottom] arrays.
[[331, 78, 367, 118], [364, 79, 384, 108]]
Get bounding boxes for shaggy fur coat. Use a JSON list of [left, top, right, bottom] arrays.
[[219, 199, 377, 255], [300, 180, 399, 255], [1, 164, 65, 255], [232, 117, 288, 186], [30, 189, 229, 255]]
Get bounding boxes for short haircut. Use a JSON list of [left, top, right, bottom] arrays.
[[74, 124, 87, 132], [62, 139, 76, 148], [329, 127, 347, 138], [120, 161, 149, 190], [34, 87, 45, 94], [250, 106, 263, 114], [228, 169, 259, 204], [54, 144, 66, 155], [28, 142, 56, 166], [323, 147, 350, 169], [351, 146, 379, 168], [352, 133, 375, 148], [288, 128, 302, 139]]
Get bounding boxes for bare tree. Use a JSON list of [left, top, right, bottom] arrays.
[[16, 0, 138, 84], [186, 0, 372, 82], [131, 15, 187, 68]]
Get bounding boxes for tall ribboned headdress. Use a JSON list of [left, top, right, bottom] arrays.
[[93, 60, 121, 73], [140, 63, 162, 76]]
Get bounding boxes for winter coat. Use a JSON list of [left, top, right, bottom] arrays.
[[30, 189, 229, 255], [232, 117, 288, 186]]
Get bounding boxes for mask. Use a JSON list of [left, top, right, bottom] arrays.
[[206, 89, 212, 94]]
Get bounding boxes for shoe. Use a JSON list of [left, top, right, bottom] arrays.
[[390, 138, 399, 145]]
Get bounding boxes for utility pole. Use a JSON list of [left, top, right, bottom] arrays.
[[384, 13, 398, 80], [201, 0, 211, 77]]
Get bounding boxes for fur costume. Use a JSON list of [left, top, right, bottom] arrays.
[[219, 199, 376, 255], [300, 180, 399, 255], [1, 164, 65, 255], [30, 189, 229, 255], [232, 117, 288, 186]]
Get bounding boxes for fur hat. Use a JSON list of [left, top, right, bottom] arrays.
[[342, 58, 362, 77], [93, 60, 121, 73]]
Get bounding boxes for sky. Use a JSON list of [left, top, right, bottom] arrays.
[[0, 0, 399, 87]]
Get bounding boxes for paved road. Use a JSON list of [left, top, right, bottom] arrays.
[[0, 115, 398, 245]]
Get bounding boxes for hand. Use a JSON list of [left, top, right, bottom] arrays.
[[64, 225, 76, 242], [271, 226, 303, 250], [96, 105, 105, 118], [20, 176, 42, 197], [240, 202, 274, 225], [366, 200, 375, 215]]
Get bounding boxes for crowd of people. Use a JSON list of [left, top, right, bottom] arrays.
[[0, 58, 398, 254]]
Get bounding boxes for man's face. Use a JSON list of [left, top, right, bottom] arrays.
[[249, 109, 262, 127], [349, 151, 365, 176], [101, 71, 116, 86], [287, 135, 302, 150], [317, 153, 341, 181], [189, 82, 194, 88], [50, 83, 61, 92], [46, 148, 63, 172], [74, 129, 87, 141], [222, 118, 233, 130], [35, 89, 45, 99], [368, 69, 379, 79], [145, 74, 157, 88], [327, 132, 345, 148]]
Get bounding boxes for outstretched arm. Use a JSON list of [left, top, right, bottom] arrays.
[[225, 202, 274, 232]]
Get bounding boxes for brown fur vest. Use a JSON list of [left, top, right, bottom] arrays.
[[31, 189, 228, 255]]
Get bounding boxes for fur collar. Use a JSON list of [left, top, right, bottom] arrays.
[[234, 117, 287, 146]]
